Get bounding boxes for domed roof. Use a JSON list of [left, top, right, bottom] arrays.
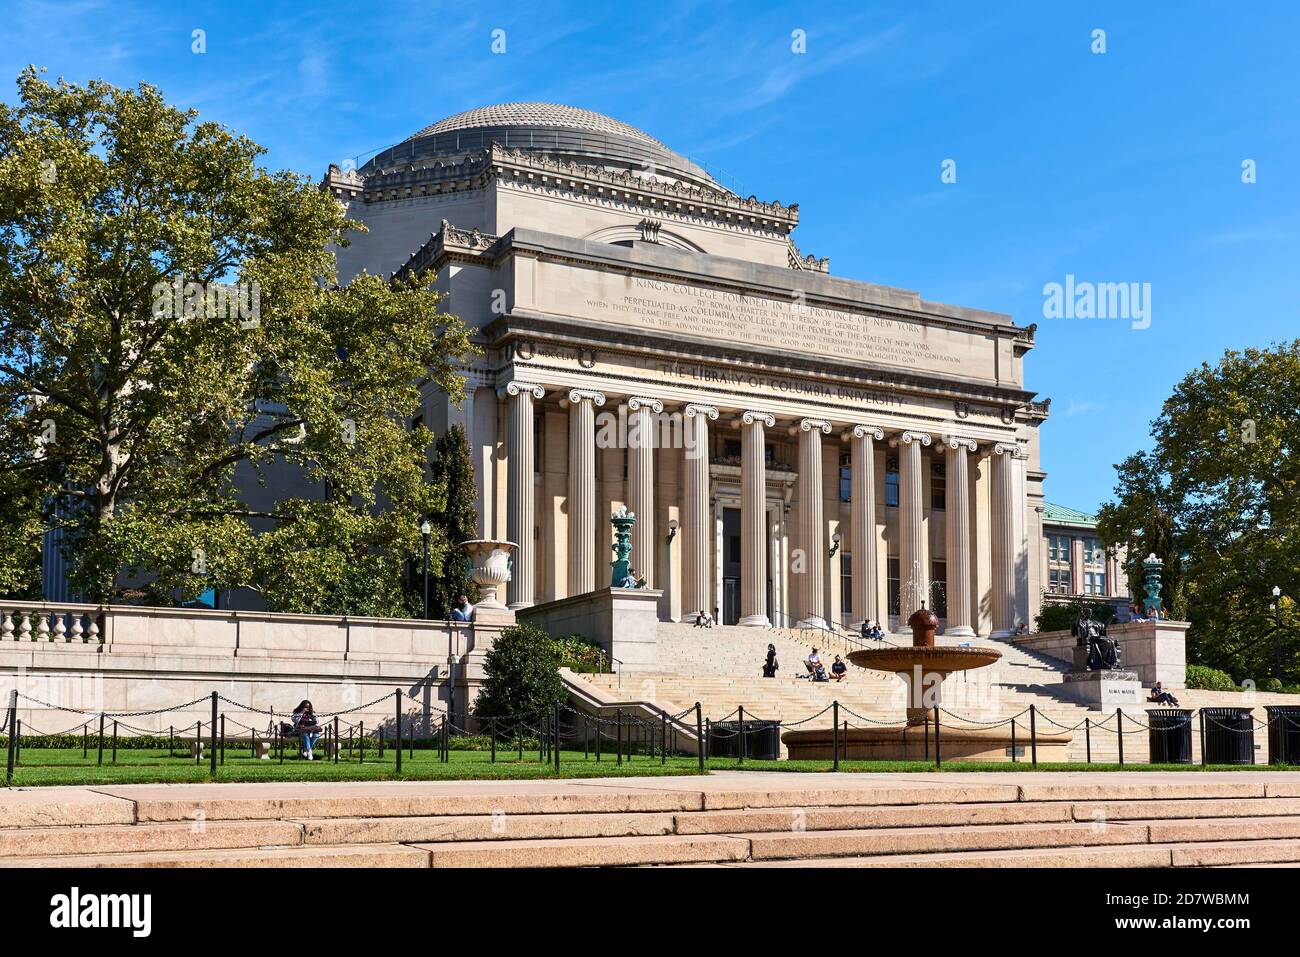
[[363, 102, 722, 191], [405, 103, 670, 151]]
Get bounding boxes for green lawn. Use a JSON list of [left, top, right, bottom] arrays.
[[5, 745, 1299, 787], [2, 747, 706, 787]]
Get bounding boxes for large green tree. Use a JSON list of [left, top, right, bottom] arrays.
[[1096, 341, 1300, 683], [0, 68, 473, 612], [426, 423, 479, 618]]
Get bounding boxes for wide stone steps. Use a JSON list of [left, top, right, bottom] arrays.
[[4, 775, 1299, 867]]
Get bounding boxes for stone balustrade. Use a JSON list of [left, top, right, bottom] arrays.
[[1, 602, 102, 644]]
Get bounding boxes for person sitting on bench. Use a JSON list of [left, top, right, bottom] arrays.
[[1148, 682, 1180, 706], [292, 699, 321, 760]]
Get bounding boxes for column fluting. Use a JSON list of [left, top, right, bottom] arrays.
[[897, 431, 931, 617], [739, 410, 775, 627], [797, 418, 832, 629], [850, 425, 883, 629], [626, 396, 662, 588], [566, 389, 605, 595], [943, 435, 977, 637], [990, 442, 1022, 637], [503, 381, 545, 608], [682, 404, 718, 621]]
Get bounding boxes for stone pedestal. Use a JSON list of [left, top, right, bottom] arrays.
[[1060, 669, 1143, 708]]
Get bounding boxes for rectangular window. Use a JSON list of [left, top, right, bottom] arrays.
[[931, 560, 948, 618], [931, 463, 945, 511], [885, 458, 899, 508], [1049, 568, 1069, 593], [839, 451, 851, 503], [887, 557, 900, 617], [723, 438, 741, 459], [841, 553, 852, 617]]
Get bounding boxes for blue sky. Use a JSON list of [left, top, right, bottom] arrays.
[[4, 0, 1297, 513]]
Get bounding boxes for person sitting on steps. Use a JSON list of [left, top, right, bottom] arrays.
[[805, 647, 822, 677], [831, 654, 848, 682], [1148, 682, 1180, 706], [762, 643, 779, 678]]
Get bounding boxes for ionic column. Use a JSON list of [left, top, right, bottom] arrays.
[[797, 418, 832, 629], [943, 435, 978, 638], [739, 410, 775, 627], [502, 381, 545, 608], [897, 431, 931, 616], [990, 442, 1023, 637], [567, 388, 605, 595], [626, 396, 662, 587], [681, 404, 718, 621], [849, 425, 883, 628]]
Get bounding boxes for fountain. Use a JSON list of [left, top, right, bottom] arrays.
[[782, 604, 1072, 762]]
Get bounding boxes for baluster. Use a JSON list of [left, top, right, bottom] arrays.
[[18, 613, 31, 641], [54, 613, 67, 641], [1, 611, 13, 640], [71, 614, 84, 642], [87, 616, 100, 643], [37, 612, 50, 641]]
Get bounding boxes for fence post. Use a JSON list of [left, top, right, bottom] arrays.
[[168, 724, 173, 758], [1029, 704, 1038, 768], [358, 722, 364, 764], [595, 712, 602, 763], [97, 712, 105, 767], [695, 702, 704, 772], [1010, 717, 1016, 763], [934, 705, 942, 767], [1116, 708, 1124, 767], [832, 701, 840, 772], [616, 709, 623, 766], [554, 703, 561, 773], [210, 692, 218, 775], [394, 690, 402, 774], [194, 721, 201, 765], [1199, 709, 1207, 766], [334, 716, 340, 764], [441, 714, 448, 763], [705, 718, 711, 761], [1085, 717, 1091, 764], [112, 720, 118, 764], [5, 689, 17, 783], [661, 709, 667, 766], [83, 722, 88, 759], [584, 715, 589, 760], [738, 705, 746, 765]]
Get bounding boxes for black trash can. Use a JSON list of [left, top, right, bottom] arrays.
[[708, 720, 782, 760], [1265, 706, 1300, 765], [1201, 707, 1255, 765], [1147, 709, 1193, 764]]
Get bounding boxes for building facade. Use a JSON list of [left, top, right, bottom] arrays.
[[323, 103, 1052, 636], [1041, 502, 1132, 621]]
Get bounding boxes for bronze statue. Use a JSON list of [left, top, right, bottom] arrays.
[[1072, 606, 1120, 670]]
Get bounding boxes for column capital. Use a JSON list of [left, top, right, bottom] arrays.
[[896, 430, 933, 447], [943, 434, 979, 452], [993, 441, 1026, 459], [848, 424, 884, 441], [741, 410, 776, 427], [499, 380, 545, 400], [799, 418, 833, 434], [567, 388, 606, 407], [626, 396, 664, 413], [683, 403, 719, 420]]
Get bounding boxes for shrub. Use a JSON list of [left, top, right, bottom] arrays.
[[1186, 663, 1237, 691], [473, 623, 567, 735], [1266, 677, 1285, 693], [552, 633, 607, 673]]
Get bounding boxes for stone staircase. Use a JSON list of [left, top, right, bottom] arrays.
[[572, 623, 1262, 763], [4, 774, 1299, 867]]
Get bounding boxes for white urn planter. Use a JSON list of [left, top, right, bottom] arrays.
[[459, 540, 517, 609]]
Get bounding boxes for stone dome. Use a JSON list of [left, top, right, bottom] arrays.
[[362, 102, 723, 191]]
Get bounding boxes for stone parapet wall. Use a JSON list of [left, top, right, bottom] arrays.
[[1013, 619, 1188, 688], [0, 600, 510, 734]]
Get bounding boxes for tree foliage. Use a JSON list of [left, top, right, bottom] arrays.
[[426, 424, 479, 618], [1095, 341, 1300, 682], [0, 68, 473, 611]]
